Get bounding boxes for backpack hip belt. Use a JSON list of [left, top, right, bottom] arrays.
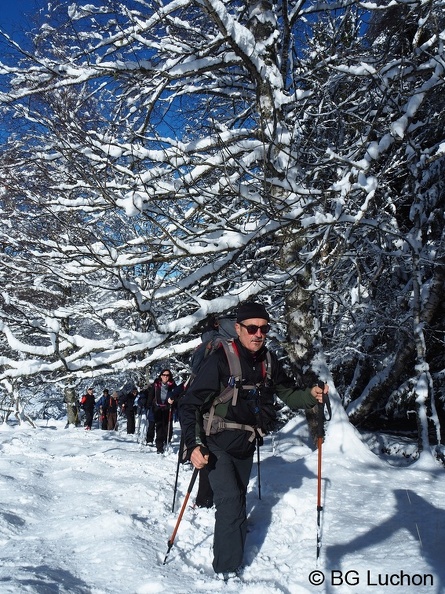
[[203, 412, 265, 443]]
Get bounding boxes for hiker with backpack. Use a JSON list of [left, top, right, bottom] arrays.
[[179, 301, 326, 579], [186, 315, 239, 509], [145, 369, 177, 453], [95, 389, 110, 430], [104, 391, 119, 430], [80, 386, 96, 430], [120, 386, 138, 434]]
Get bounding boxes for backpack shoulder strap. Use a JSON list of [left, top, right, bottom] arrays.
[[220, 339, 242, 405], [204, 339, 241, 436], [203, 340, 274, 438], [264, 351, 272, 381], [218, 339, 272, 405]]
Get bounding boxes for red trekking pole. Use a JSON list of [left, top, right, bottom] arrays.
[[163, 445, 209, 564], [163, 466, 198, 564]]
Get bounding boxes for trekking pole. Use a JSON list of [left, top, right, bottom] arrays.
[[166, 405, 173, 453], [316, 400, 324, 563], [316, 383, 331, 563], [256, 437, 262, 500], [163, 466, 199, 565], [115, 410, 123, 432], [171, 432, 185, 513], [135, 412, 141, 441]]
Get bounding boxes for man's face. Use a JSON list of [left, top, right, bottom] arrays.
[[235, 317, 269, 353]]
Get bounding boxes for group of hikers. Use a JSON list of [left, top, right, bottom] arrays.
[[64, 301, 328, 581], [65, 372, 183, 454]]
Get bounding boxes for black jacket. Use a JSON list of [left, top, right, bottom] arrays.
[[103, 395, 118, 414], [80, 392, 95, 411], [146, 379, 176, 411], [179, 339, 317, 459], [136, 387, 150, 414], [120, 391, 137, 413]]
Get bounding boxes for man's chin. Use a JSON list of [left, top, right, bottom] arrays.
[[249, 341, 264, 351]]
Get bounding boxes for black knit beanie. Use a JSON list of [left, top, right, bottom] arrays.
[[236, 302, 270, 323]]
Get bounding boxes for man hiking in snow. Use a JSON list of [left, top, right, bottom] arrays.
[[145, 369, 177, 453], [121, 386, 138, 434], [104, 391, 119, 430], [96, 389, 110, 430], [80, 387, 96, 430], [179, 301, 326, 579]]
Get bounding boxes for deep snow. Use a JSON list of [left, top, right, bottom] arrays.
[[0, 393, 443, 594]]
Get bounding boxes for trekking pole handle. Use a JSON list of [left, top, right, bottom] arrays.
[[199, 445, 209, 457], [316, 381, 326, 439]]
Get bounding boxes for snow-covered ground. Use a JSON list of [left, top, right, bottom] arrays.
[[0, 394, 443, 594]]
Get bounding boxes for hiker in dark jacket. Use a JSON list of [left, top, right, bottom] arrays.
[[146, 369, 176, 453], [121, 387, 138, 434], [179, 302, 326, 578], [80, 387, 96, 430], [104, 391, 119, 430], [136, 386, 155, 444], [95, 389, 109, 430]]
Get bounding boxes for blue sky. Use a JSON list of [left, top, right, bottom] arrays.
[[0, 0, 41, 38]]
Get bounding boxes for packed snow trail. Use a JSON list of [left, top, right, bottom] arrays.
[[0, 409, 443, 593]]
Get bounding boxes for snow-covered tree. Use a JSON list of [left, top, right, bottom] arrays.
[[0, 0, 443, 458]]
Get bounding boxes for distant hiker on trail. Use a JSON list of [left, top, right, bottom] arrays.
[[64, 386, 80, 427], [179, 301, 326, 579], [146, 369, 176, 454], [80, 387, 96, 431], [121, 387, 138, 434], [96, 389, 110, 430], [104, 391, 119, 430], [136, 385, 155, 445]]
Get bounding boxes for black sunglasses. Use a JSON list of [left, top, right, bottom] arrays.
[[239, 322, 271, 335]]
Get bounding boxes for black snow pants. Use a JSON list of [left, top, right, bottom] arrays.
[[84, 408, 94, 429], [153, 406, 172, 452], [195, 466, 214, 508], [207, 441, 253, 574]]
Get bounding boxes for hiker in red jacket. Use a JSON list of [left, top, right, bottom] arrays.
[[80, 387, 96, 430]]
